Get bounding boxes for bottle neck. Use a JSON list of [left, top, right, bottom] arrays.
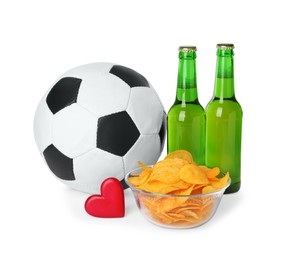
[[176, 51, 198, 103], [214, 49, 235, 99]]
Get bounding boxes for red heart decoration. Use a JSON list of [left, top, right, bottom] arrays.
[[84, 178, 125, 218]]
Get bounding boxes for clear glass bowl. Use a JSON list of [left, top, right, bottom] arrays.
[[125, 167, 230, 229]]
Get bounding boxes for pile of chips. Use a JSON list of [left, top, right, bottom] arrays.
[[128, 150, 229, 227]]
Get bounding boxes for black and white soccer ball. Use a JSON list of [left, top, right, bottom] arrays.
[[34, 62, 166, 193]]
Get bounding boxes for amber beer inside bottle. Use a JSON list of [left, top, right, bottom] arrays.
[[167, 46, 205, 165], [205, 43, 242, 193]]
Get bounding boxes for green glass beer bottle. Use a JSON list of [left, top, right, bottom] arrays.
[[167, 46, 205, 165], [205, 43, 242, 193]]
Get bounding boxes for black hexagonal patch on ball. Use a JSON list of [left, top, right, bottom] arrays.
[[43, 144, 75, 180], [46, 77, 82, 114], [97, 111, 140, 156], [109, 65, 149, 88]]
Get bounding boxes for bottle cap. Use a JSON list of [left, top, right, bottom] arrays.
[[217, 43, 235, 50], [178, 46, 197, 52]]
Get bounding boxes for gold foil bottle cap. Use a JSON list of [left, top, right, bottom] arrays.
[[217, 43, 235, 50], [178, 46, 197, 52]]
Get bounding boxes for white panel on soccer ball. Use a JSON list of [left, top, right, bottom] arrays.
[[60, 62, 115, 80], [77, 73, 131, 117], [126, 87, 164, 134], [52, 104, 98, 158], [73, 148, 124, 194], [123, 134, 161, 174], [33, 94, 53, 154]]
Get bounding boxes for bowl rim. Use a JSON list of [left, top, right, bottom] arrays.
[[125, 166, 231, 198]]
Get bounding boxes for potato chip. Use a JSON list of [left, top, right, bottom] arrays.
[[210, 172, 230, 189], [138, 180, 183, 194], [158, 197, 187, 212], [138, 161, 153, 172], [179, 164, 209, 185], [128, 170, 151, 186], [164, 150, 193, 164], [200, 166, 220, 179], [168, 185, 194, 195], [202, 185, 216, 194], [152, 158, 187, 172], [149, 166, 180, 184], [179, 209, 199, 219]]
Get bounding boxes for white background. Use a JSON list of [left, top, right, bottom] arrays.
[[1, 0, 280, 259]]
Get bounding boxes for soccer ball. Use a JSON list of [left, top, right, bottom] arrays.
[[34, 62, 166, 193]]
